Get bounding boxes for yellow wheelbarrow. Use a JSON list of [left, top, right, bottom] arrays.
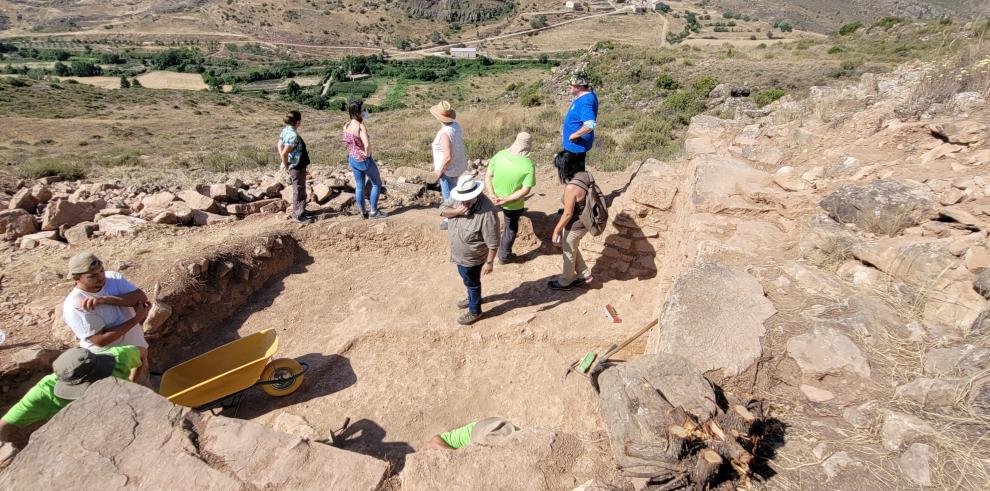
[[159, 329, 308, 413]]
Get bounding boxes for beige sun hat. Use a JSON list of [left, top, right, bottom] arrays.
[[506, 132, 532, 158], [430, 101, 457, 123], [469, 417, 518, 445]]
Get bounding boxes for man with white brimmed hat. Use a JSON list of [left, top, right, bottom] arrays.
[[0, 346, 142, 454], [439, 174, 500, 325], [484, 132, 536, 264], [422, 416, 519, 450]]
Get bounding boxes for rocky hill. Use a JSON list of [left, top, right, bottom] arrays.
[[716, 0, 990, 32], [402, 0, 516, 23]]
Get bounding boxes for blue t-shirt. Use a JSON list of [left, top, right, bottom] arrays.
[[562, 92, 598, 153], [279, 126, 303, 167]]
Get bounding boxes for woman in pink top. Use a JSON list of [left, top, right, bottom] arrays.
[[342, 100, 386, 219]]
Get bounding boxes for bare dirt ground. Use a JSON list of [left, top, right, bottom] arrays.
[[230, 168, 658, 469], [0, 165, 658, 479]]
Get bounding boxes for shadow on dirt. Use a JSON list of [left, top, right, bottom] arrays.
[[234, 353, 357, 420], [330, 418, 416, 472]]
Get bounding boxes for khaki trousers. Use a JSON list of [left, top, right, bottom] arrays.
[[560, 227, 591, 285]]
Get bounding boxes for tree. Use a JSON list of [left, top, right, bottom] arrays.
[[53, 62, 71, 76], [69, 60, 101, 77], [284, 80, 302, 98], [530, 14, 547, 29], [131, 78, 142, 88], [429, 31, 445, 44], [119, 76, 131, 88]]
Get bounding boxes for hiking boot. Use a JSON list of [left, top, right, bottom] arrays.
[[369, 210, 388, 219], [457, 311, 483, 325], [496, 253, 517, 265], [547, 280, 573, 291], [457, 297, 486, 309]]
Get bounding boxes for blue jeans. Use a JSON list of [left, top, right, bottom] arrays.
[[438, 174, 459, 201], [457, 264, 483, 314], [349, 156, 383, 213]]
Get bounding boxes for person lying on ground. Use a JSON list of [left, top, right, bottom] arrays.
[[484, 132, 535, 264], [0, 346, 143, 458], [63, 252, 151, 382], [422, 417, 518, 450], [440, 175, 500, 325]]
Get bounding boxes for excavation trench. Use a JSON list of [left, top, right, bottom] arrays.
[[147, 218, 650, 479]]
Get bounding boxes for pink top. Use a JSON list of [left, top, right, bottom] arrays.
[[342, 130, 366, 160]]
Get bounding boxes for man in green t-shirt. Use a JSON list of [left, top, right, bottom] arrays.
[[422, 417, 518, 450], [0, 346, 142, 454], [485, 132, 536, 264]]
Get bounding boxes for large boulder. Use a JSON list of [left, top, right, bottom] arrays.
[[141, 191, 176, 210], [0, 209, 37, 240], [690, 155, 776, 215], [209, 183, 238, 202], [176, 189, 220, 213], [819, 180, 935, 236], [7, 188, 38, 213], [0, 378, 388, 490], [597, 354, 717, 471], [929, 121, 987, 145], [226, 198, 284, 216], [402, 429, 578, 491], [98, 214, 148, 236], [648, 262, 776, 377], [40, 199, 102, 231]]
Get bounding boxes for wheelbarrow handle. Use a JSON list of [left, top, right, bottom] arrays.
[[254, 362, 310, 387]]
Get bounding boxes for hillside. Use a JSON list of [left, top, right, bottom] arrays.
[[715, 0, 990, 32]]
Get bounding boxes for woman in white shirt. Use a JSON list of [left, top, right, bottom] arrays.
[[430, 101, 468, 230]]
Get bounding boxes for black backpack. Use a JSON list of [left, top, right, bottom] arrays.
[[571, 172, 609, 236]]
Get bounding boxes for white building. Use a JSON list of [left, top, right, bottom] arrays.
[[450, 47, 477, 59], [564, 1, 582, 11]]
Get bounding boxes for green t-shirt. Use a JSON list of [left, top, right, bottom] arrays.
[[1, 346, 142, 428], [439, 421, 477, 449], [488, 150, 536, 211]]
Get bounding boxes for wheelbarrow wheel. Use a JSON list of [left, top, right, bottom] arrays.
[[261, 358, 305, 397]]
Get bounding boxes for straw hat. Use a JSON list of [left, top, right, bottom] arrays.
[[450, 174, 484, 202], [506, 132, 532, 158], [430, 101, 457, 123], [469, 417, 518, 445]]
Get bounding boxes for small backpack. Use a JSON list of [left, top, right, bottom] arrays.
[[571, 172, 609, 236]]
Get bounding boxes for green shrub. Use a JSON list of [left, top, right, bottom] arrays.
[[105, 149, 142, 167], [17, 159, 87, 180], [236, 145, 270, 168], [872, 16, 903, 31], [203, 152, 239, 173], [623, 117, 675, 152], [841, 58, 863, 71], [530, 15, 547, 29], [828, 46, 844, 54], [692, 75, 720, 97], [655, 73, 679, 90], [754, 88, 785, 106], [838, 21, 863, 35]]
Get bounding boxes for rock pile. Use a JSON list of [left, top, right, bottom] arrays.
[[0, 167, 443, 249]]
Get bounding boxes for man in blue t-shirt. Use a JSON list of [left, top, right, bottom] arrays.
[[561, 70, 599, 170]]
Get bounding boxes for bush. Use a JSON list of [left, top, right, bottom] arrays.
[[17, 159, 86, 180], [119, 75, 131, 89], [655, 73, 679, 90], [530, 14, 547, 29], [692, 75, 720, 97], [754, 88, 785, 106], [623, 117, 675, 152], [841, 58, 863, 71], [828, 45, 844, 54], [838, 21, 863, 35], [69, 60, 101, 77], [872, 16, 903, 31], [203, 152, 240, 173]]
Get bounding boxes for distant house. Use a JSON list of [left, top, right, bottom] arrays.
[[651, 1, 671, 12], [450, 47, 477, 59], [630, 2, 646, 13], [564, 1, 582, 11]]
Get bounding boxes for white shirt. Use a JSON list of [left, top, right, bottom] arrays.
[[432, 122, 468, 177], [62, 271, 148, 352]]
